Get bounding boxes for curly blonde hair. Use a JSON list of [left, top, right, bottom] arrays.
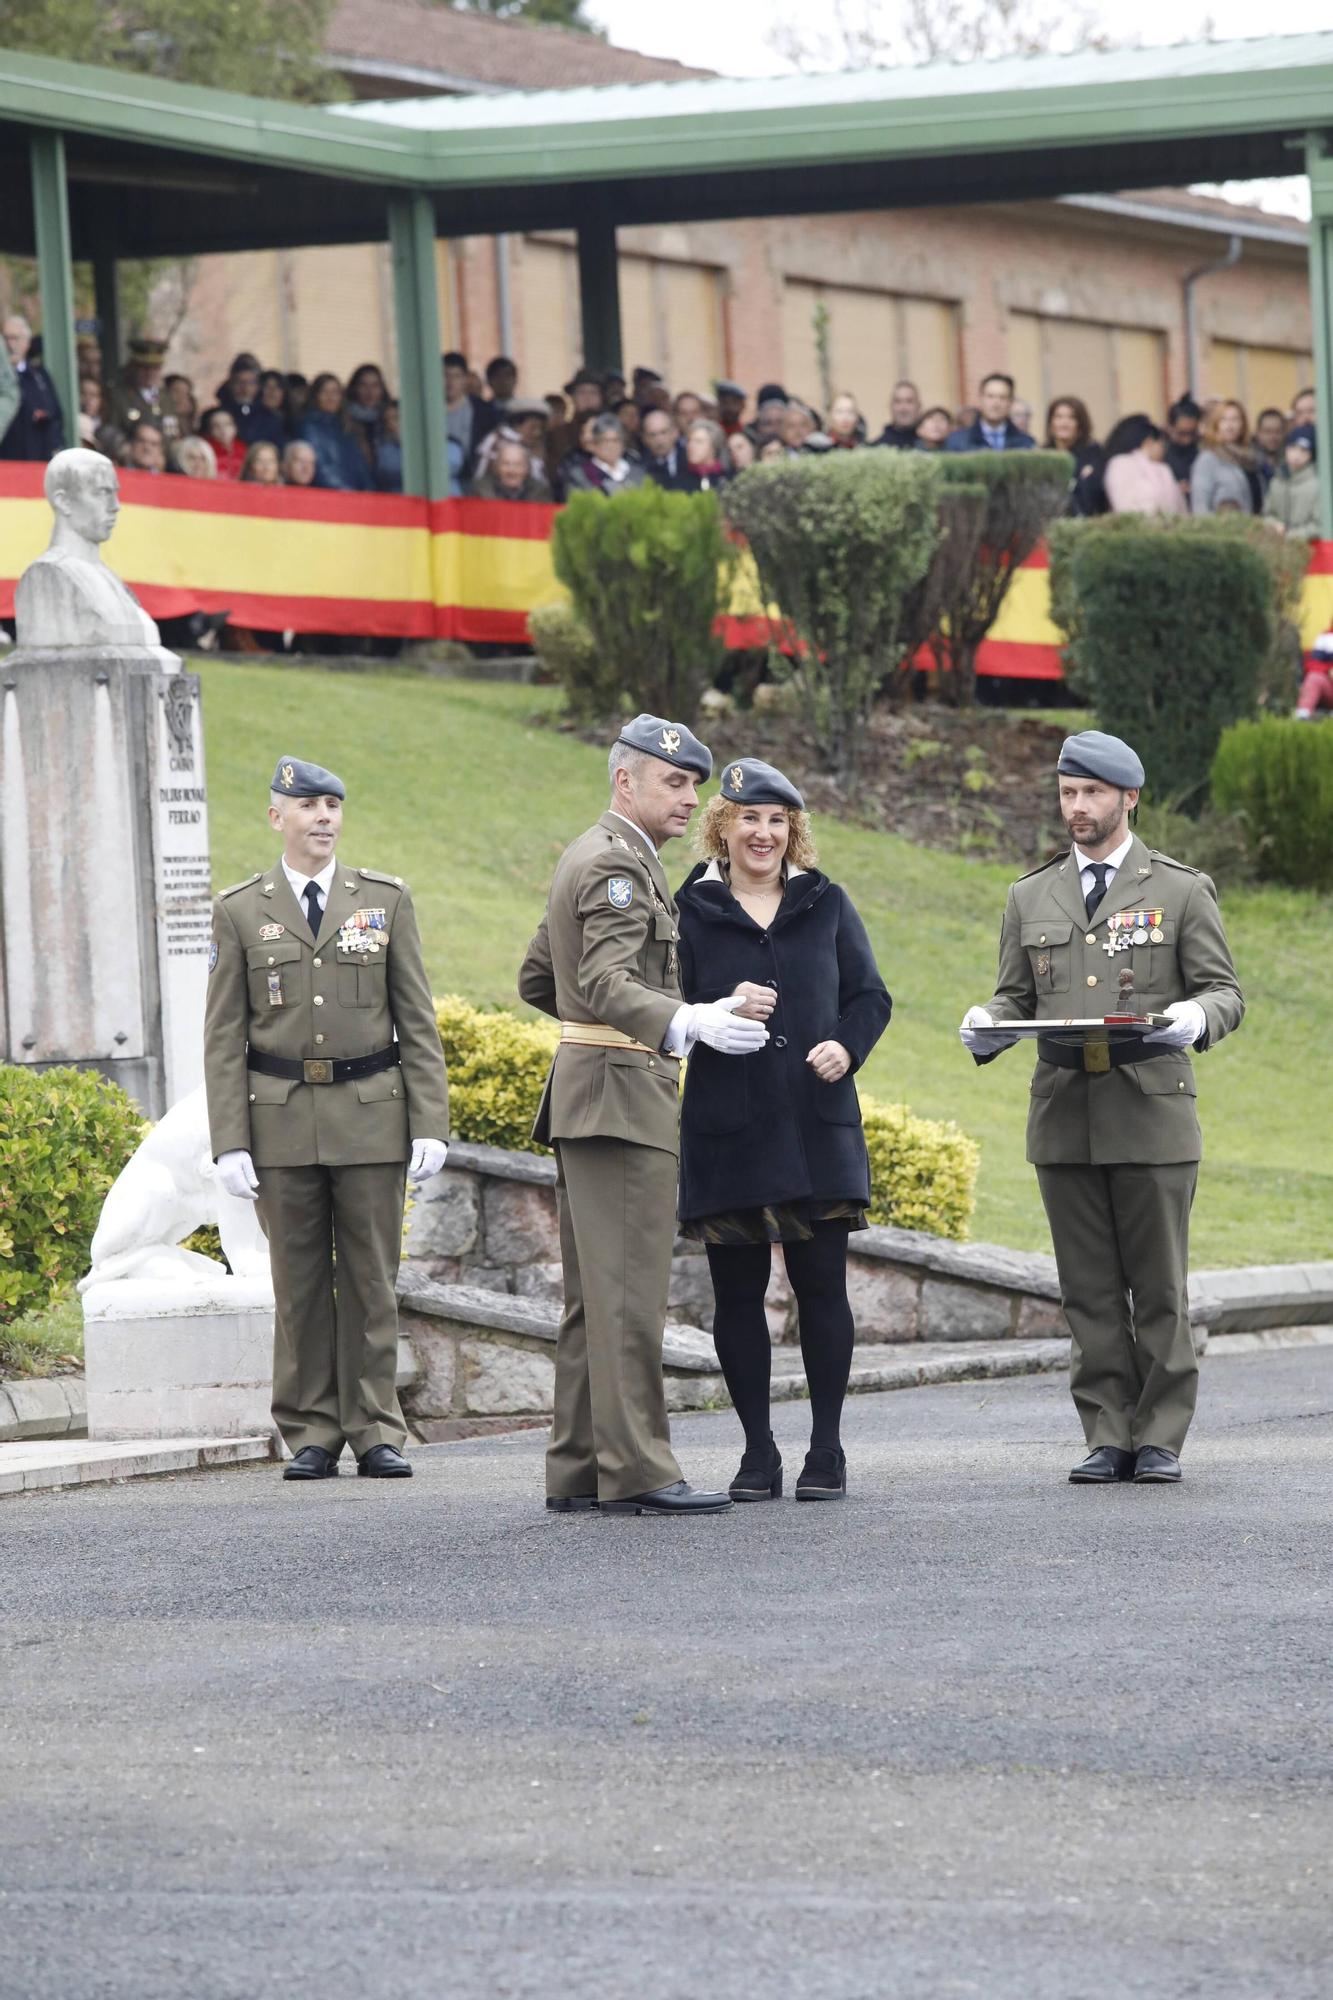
[[693, 795, 818, 871]]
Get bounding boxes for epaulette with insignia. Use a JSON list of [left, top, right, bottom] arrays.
[[218, 873, 262, 898], [1017, 852, 1065, 882], [357, 867, 405, 888], [1148, 851, 1202, 874]]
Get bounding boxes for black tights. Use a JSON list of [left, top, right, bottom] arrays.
[[705, 1222, 855, 1453]]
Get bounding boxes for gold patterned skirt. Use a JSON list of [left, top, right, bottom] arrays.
[[682, 1199, 868, 1247]]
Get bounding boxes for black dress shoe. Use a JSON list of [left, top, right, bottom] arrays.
[[546, 1494, 598, 1512], [1134, 1446, 1183, 1483], [283, 1445, 340, 1481], [357, 1443, 412, 1478], [730, 1435, 783, 1501], [601, 1480, 732, 1515], [796, 1446, 847, 1501], [1069, 1446, 1136, 1484]]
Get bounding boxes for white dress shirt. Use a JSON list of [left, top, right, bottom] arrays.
[[1073, 831, 1134, 910], [282, 855, 337, 925]]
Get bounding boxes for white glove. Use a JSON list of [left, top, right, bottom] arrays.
[[216, 1149, 260, 1202], [1143, 999, 1206, 1049], [688, 994, 770, 1056], [958, 1005, 1019, 1056], [408, 1137, 449, 1184]]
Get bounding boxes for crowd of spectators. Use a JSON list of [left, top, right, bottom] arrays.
[[0, 312, 1319, 542]]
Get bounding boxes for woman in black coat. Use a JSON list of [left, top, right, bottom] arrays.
[[1046, 395, 1106, 516], [676, 758, 891, 1503]]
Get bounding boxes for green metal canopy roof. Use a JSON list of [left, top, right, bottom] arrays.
[[1, 32, 1332, 255]]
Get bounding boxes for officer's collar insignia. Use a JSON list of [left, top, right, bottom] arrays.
[[659, 727, 681, 754], [728, 764, 744, 794], [608, 876, 634, 908], [281, 762, 295, 788]]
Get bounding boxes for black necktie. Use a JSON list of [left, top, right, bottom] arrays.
[[1084, 862, 1110, 919], [303, 880, 322, 935]]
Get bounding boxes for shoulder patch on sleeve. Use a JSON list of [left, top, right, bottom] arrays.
[[357, 867, 405, 889], [218, 873, 261, 899], [607, 876, 634, 909]]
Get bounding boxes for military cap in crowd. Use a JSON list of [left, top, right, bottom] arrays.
[[717, 756, 805, 810], [128, 335, 168, 362], [1057, 730, 1145, 789], [270, 755, 346, 800], [618, 714, 712, 779], [713, 378, 746, 401]]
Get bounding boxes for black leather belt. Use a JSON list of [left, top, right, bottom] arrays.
[[247, 1045, 399, 1086], [1038, 1037, 1171, 1072]]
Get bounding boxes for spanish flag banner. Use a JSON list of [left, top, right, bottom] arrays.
[[2, 468, 1330, 669]]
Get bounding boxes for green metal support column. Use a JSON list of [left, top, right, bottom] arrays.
[[30, 130, 78, 451], [576, 210, 622, 376], [92, 250, 121, 382], [1307, 135, 1333, 540], [388, 193, 448, 500]]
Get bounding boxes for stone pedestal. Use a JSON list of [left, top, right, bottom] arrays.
[[0, 645, 210, 1117], [82, 1276, 276, 1441]]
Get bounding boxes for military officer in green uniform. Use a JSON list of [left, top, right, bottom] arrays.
[[960, 731, 1244, 1485], [519, 716, 769, 1516], [204, 757, 450, 1481]]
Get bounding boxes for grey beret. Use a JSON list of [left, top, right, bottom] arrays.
[[717, 756, 805, 810], [1057, 730, 1145, 789], [617, 714, 712, 779], [271, 755, 345, 800]]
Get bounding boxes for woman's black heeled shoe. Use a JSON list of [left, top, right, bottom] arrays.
[[729, 1435, 783, 1501], [796, 1446, 847, 1501]]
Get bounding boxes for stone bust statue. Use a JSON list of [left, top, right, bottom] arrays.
[[15, 447, 160, 651]]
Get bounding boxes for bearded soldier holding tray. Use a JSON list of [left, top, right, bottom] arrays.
[[959, 731, 1244, 1486], [204, 757, 450, 1481], [519, 715, 769, 1517]]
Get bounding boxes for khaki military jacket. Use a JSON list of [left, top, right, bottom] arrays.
[[518, 812, 683, 1156], [984, 835, 1244, 1166], [204, 863, 449, 1169]]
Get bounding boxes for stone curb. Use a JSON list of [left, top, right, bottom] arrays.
[[1190, 1264, 1333, 1332], [0, 1434, 275, 1499], [397, 1278, 716, 1372], [0, 1376, 88, 1442]]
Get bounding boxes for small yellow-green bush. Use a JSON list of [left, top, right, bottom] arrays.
[[528, 601, 624, 725], [436, 994, 558, 1152], [861, 1097, 980, 1240], [0, 1066, 146, 1325]]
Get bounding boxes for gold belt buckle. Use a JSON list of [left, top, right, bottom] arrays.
[[1083, 1032, 1110, 1075], [303, 1058, 332, 1084]]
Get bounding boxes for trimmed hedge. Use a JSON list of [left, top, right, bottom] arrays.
[[861, 1098, 980, 1241], [527, 600, 623, 725], [931, 450, 1074, 703], [0, 1066, 145, 1324], [436, 994, 559, 1153], [552, 484, 734, 721], [1068, 529, 1271, 808], [725, 449, 941, 775], [1212, 718, 1333, 890]]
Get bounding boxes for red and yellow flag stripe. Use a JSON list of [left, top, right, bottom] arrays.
[[2, 468, 1330, 672]]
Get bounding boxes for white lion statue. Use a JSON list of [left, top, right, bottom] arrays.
[[79, 1085, 271, 1291]]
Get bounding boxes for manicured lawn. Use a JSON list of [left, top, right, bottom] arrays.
[[197, 662, 1332, 1265]]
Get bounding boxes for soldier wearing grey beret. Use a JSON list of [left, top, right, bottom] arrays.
[[959, 728, 1244, 1486], [203, 754, 450, 1482], [518, 714, 771, 1516]]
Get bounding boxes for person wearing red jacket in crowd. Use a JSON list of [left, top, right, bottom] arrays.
[[200, 407, 246, 480], [1295, 630, 1333, 719]]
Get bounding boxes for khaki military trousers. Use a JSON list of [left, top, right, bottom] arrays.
[[256, 1161, 408, 1458], [548, 1137, 682, 1504], [1036, 1161, 1199, 1455]]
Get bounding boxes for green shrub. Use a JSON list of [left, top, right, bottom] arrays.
[[527, 601, 624, 725], [1131, 799, 1256, 889], [897, 480, 987, 697], [932, 451, 1074, 704], [552, 484, 734, 721], [1050, 513, 1308, 708], [1211, 718, 1333, 890], [725, 449, 942, 776], [436, 994, 558, 1153], [1069, 530, 1271, 809], [861, 1098, 980, 1240], [0, 1067, 145, 1325]]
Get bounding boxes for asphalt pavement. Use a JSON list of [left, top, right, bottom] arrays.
[[2, 1347, 1332, 2000]]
